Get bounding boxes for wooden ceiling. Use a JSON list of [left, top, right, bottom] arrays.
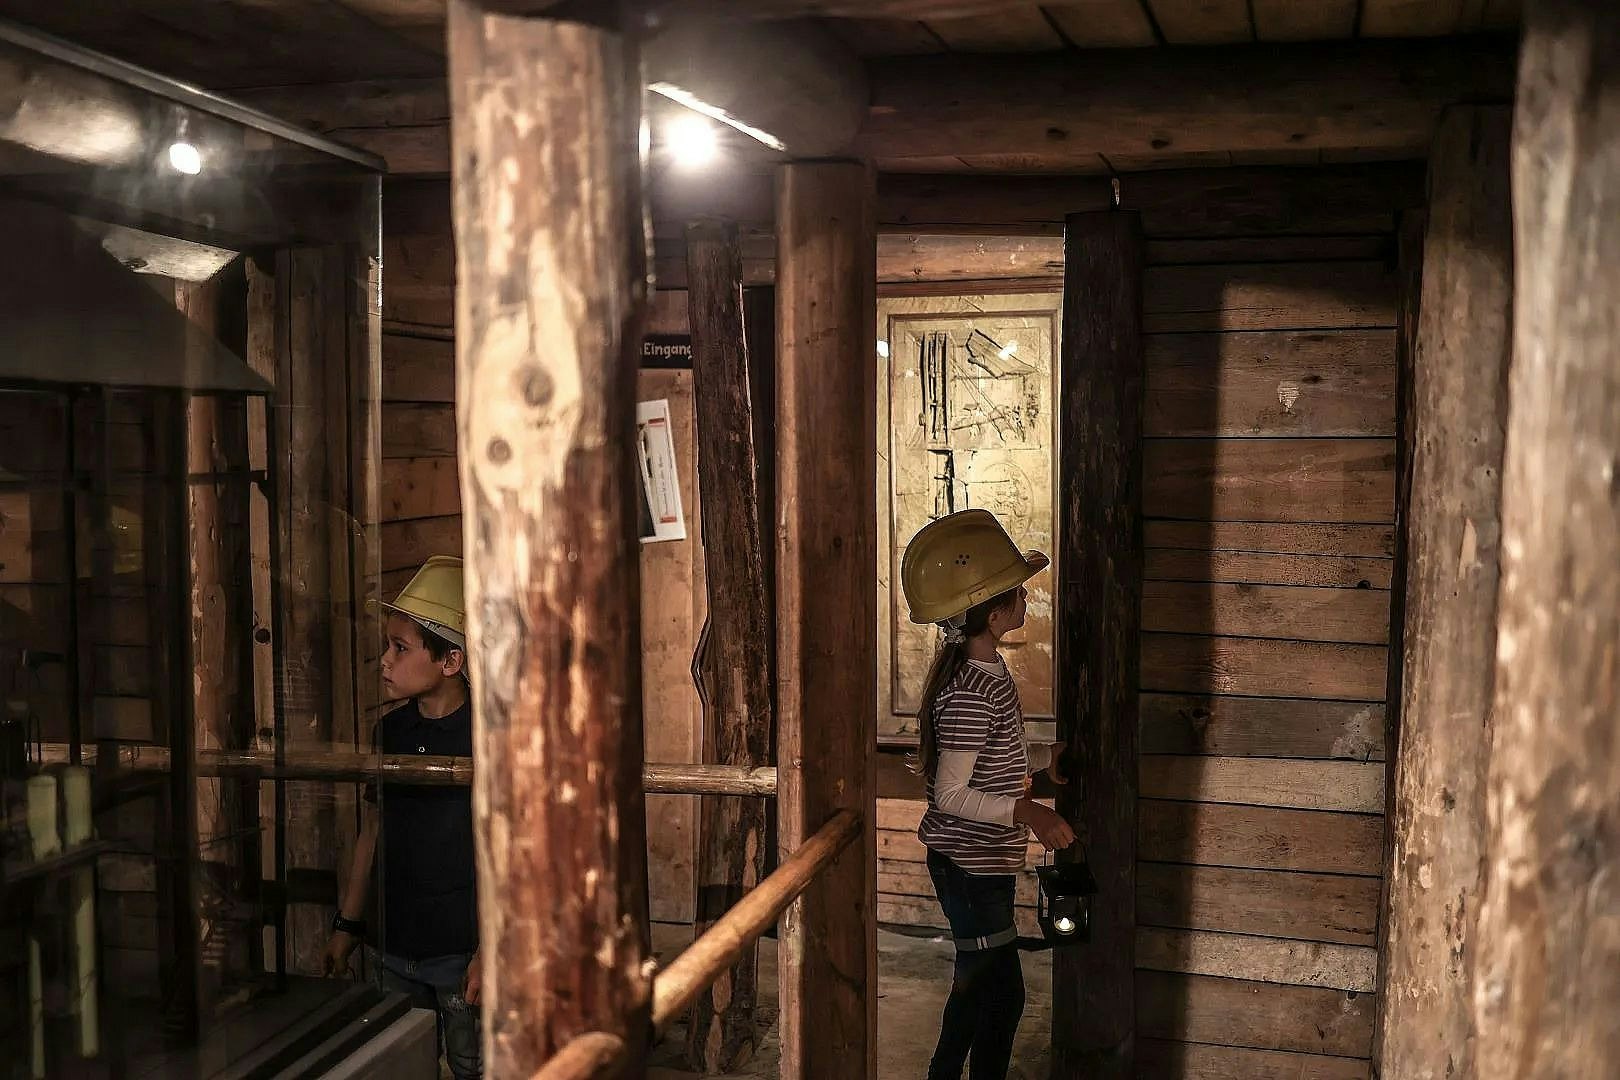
[[0, 0, 1520, 90], [828, 0, 1521, 55]]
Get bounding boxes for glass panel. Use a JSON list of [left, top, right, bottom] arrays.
[[0, 23, 389, 1079]]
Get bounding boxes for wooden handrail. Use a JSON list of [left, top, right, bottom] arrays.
[[530, 1032, 628, 1080], [651, 808, 861, 1031], [34, 744, 777, 797], [526, 809, 862, 1080]]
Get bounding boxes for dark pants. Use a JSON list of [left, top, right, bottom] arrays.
[[369, 949, 481, 1079], [926, 849, 1026, 1080]]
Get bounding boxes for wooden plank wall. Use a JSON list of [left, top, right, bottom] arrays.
[[377, 179, 704, 921], [872, 183, 1398, 1080]]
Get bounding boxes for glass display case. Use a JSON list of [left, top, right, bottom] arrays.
[[0, 18, 428, 1078]]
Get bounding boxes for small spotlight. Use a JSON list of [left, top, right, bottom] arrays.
[[667, 115, 717, 169], [877, 340, 891, 359], [168, 141, 201, 175], [998, 340, 1019, 360]]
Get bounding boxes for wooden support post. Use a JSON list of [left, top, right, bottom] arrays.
[[684, 219, 774, 1073], [1474, 4, 1620, 1074], [775, 161, 877, 1080], [178, 268, 265, 984], [1054, 210, 1144, 1079], [446, 1, 650, 1072], [1372, 203, 1424, 1073], [270, 245, 359, 972], [1376, 105, 1512, 1080]]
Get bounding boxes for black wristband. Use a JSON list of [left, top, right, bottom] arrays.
[[331, 913, 367, 938]]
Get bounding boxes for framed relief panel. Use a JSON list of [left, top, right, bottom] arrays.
[[876, 291, 1061, 743]]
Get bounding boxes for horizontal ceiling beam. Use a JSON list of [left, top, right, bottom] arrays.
[[636, 1, 1022, 17], [240, 38, 1508, 177], [644, 162, 1424, 237], [858, 38, 1516, 170]]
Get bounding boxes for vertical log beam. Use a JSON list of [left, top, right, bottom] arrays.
[[446, 1, 651, 1072], [273, 247, 345, 972], [1475, 3, 1620, 1074], [1377, 105, 1513, 1080], [775, 161, 877, 1080], [1054, 210, 1144, 1079], [1372, 203, 1424, 1074], [684, 219, 774, 1072]]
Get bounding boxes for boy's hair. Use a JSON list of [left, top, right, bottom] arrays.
[[407, 618, 470, 682], [416, 622, 458, 664]]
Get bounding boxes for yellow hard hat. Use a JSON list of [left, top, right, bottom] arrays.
[[900, 509, 1049, 625], [378, 555, 465, 648]]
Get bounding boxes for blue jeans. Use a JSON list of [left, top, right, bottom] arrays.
[[369, 949, 481, 1079], [926, 849, 1025, 1080]]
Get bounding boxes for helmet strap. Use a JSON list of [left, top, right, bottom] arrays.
[[939, 614, 968, 646]]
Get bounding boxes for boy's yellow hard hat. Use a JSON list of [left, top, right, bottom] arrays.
[[378, 555, 465, 648], [900, 509, 1049, 625]]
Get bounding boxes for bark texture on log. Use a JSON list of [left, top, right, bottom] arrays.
[[775, 161, 877, 1080], [1377, 105, 1513, 1080], [684, 219, 774, 1073], [1054, 210, 1145, 1079], [1475, 4, 1620, 1076], [446, 1, 650, 1071]]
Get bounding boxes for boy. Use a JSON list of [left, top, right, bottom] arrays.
[[323, 555, 481, 1079]]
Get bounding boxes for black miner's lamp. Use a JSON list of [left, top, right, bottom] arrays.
[[1036, 855, 1098, 946]]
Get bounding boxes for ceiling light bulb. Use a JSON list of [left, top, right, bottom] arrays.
[[168, 141, 201, 175], [998, 340, 1018, 360], [667, 115, 718, 169]]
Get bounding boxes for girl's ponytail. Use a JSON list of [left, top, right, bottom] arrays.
[[909, 586, 1020, 779]]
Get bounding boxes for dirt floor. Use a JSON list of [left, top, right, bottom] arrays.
[[646, 922, 1055, 1080]]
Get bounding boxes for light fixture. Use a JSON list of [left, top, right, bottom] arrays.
[[648, 82, 786, 153], [1036, 854, 1097, 948], [666, 115, 718, 169], [998, 340, 1019, 360], [168, 141, 202, 175], [877, 340, 890, 359]]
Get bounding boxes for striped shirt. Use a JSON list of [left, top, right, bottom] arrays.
[[917, 658, 1032, 875]]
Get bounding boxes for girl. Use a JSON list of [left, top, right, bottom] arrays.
[[901, 509, 1076, 1080]]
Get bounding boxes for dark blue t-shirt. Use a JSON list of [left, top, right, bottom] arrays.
[[369, 698, 477, 960]]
